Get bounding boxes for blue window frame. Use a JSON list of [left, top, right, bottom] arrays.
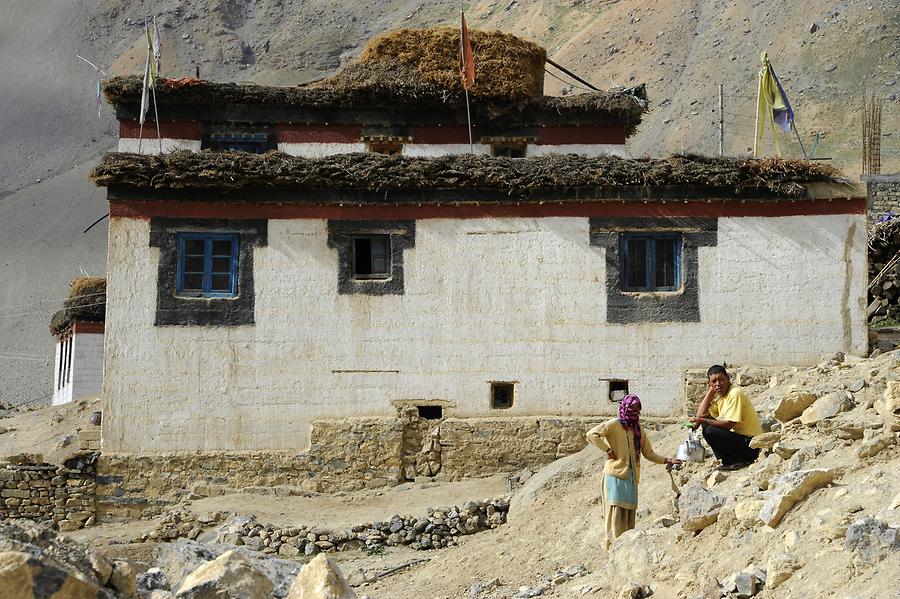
[[176, 233, 239, 297], [620, 233, 682, 292]]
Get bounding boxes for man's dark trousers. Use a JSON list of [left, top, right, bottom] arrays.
[[701, 424, 760, 466]]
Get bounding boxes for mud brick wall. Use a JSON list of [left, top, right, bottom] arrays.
[[869, 178, 900, 220], [0, 461, 96, 531]]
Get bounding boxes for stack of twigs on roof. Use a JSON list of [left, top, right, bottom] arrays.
[[91, 151, 847, 199], [867, 216, 900, 324], [49, 278, 106, 336]]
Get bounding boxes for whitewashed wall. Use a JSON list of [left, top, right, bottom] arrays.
[[53, 332, 104, 406], [102, 213, 867, 453]]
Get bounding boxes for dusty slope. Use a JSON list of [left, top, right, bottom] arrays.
[[363, 353, 899, 598], [1, 0, 897, 404]]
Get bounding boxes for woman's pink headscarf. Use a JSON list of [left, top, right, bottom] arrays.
[[618, 394, 642, 461]]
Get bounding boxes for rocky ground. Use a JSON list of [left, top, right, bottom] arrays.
[[1, 352, 898, 598], [2, 0, 898, 406]]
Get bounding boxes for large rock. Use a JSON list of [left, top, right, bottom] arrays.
[[758, 469, 837, 527], [857, 434, 896, 459], [799, 392, 854, 426], [138, 567, 171, 592], [748, 432, 780, 450], [110, 560, 138, 597], [774, 391, 817, 422], [0, 550, 104, 599], [875, 381, 900, 417], [765, 553, 800, 589], [287, 554, 356, 599], [606, 527, 679, 587], [733, 499, 765, 529], [844, 518, 900, 565], [677, 485, 726, 532], [158, 539, 300, 598], [176, 549, 273, 599], [748, 454, 782, 491]]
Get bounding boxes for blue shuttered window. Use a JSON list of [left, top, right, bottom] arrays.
[[176, 233, 239, 297], [620, 233, 682, 292]]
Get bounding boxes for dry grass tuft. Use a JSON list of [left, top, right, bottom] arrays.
[[49, 278, 106, 335]]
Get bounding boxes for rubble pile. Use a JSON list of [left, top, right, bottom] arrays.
[[868, 216, 900, 324], [207, 498, 509, 557]]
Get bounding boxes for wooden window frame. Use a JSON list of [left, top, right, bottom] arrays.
[[176, 232, 240, 298], [619, 233, 682, 292]]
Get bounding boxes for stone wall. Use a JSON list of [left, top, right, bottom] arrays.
[[867, 175, 900, 220], [96, 413, 610, 522], [0, 455, 96, 531]]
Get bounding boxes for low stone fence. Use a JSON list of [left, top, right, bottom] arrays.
[[96, 413, 604, 522], [0, 454, 97, 531]]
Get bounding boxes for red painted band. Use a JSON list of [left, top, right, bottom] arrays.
[[276, 124, 363, 143], [119, 120, 202, 140], [72, 321, 105, 335], [537, 125, 627, 145], [110, 197, 867, 220]]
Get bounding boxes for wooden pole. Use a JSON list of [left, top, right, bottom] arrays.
[[718, 83, 724, 157], [545, 57, 600, 91]]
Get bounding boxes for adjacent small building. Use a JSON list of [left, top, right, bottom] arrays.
[[49, 278, 106, 406]]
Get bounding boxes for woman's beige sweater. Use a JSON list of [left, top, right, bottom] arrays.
[[586, 419, 667, 483]]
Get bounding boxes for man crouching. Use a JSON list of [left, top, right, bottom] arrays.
[[690, 365, 762, 471]]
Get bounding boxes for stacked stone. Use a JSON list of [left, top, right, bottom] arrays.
[[415, 427, 442, 478], [141, 507, 227, 542], [868, 219, 900, 323], [0, 461, 96, 532], [207, 497, 510, 557]]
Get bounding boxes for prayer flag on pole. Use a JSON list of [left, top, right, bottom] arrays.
[[96, 76, 102, 118], [153, 17, 162, 73], [459, 12, 475, 90], [754, 52, 795, 157]]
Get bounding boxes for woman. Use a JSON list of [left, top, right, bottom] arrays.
[[586, 394, 681, 548]]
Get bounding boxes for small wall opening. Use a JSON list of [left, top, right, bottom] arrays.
[[491, 382, 515, 409], [606, 379, 629, 402], [417, 405, 443, 420]]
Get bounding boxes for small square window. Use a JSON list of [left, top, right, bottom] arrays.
[[176, 233, 239, 297], [606, 379, 629, 403], [491, 144, 526, 158], [352, 235, 391, 279], [417, 405, 443, 420], [491, 382, 515, 409], [620, 233, 682, 292], [203, 126, 275, 154]]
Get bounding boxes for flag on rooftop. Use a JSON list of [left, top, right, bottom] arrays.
[[754, 52, 795, 157], [459, 12, 475, 90]]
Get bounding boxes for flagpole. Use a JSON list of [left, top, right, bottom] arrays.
[[138, 52, 149, 154], [464, 87, 473, 154], [753, 69, 761, 158], [791, 123, 809, 160], [151, 84, 162, 154]]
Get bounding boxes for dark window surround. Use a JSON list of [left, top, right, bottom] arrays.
[[150, 218, 268, 326], [201, 124, 276, 154], [590, 217, 717, 324], [620, 233, 682, 292], [327, 220, 415, 295]]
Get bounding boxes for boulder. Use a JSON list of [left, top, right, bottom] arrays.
[[748, 454, 782, 491], [88, 550, 113, 586], [110, 560, 138, 597], [774, 391, 817, 422], [799, 392, 854, 426], [158, 539, 299, 598], [176, 549, 273, 599], [138, 567, 171, 592], [844, 518, 900, 565], [287, 553, 356, 599], [857, 434, 896, 459], [0, 550, 104, 599], [733, 499, 765, 529], [773, 442, 800, 460], [758, 469, 837, 527], [615, 582, 653, 599], [606, 527, 678, 587], [677, 485, 726, 532], [749, 432, 780, 450], [765, 553, 800, 589], [875, 382, 900, 417]]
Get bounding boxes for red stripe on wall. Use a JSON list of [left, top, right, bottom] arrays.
[[118, 120, 202, 140], [537, 126, 626, 145], [409, 126, 473, 144], [72, 321, 105, 335], [276, 124, 363, 144], [110, 197, 867, 220]]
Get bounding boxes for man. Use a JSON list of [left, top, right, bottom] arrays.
[[689, 365, 762, 470]]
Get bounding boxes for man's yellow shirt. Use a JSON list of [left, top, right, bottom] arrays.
[[709, 385, 762, 437]]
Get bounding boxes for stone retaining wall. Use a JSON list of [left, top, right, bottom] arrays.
[[96, 413, 605, 522], [0, 458, 97, 531], [867, 176, 900, 221]]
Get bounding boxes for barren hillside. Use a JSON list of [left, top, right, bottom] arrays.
[[1, 0, 897, 403]]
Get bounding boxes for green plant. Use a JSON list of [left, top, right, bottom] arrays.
[[366, 543, 385, 556]]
